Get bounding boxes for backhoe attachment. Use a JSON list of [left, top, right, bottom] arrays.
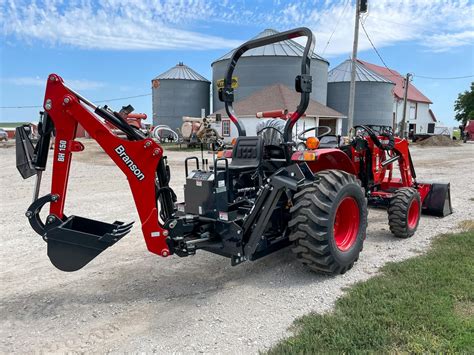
[[17, 74, 174, 271]]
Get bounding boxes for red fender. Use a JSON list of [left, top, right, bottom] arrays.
[[292, 149, 357, 176]]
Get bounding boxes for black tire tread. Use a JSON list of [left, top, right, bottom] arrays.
[[289, 170, 365, 274], [388, 187, 420, 238]]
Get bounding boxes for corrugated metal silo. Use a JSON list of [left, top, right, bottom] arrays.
[[152, 63, 210, 130], [327, 60, 395, 133], [211, 29, 329, 112]]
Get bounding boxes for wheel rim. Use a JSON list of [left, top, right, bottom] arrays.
[[333, 197, 360, 251], [407, 198, 420, 229]]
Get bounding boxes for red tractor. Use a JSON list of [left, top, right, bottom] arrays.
[[16, 28, 452, 274]]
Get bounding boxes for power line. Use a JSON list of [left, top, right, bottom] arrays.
[[359, 20, 399, 78], [359, 16, 473, 81], [321, 0, 351, 56], [95, 93, 151, 103], [413, 74, 474, 80], [0, 93, 152, 109], [0, 104, 42, 109]]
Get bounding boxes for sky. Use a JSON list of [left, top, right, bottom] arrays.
[[1, 0, 473, 127]]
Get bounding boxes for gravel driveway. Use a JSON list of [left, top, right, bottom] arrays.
[[1, 141, 473, 353]]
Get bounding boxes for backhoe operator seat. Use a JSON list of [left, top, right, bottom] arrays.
[[229, 136, 263, 172]]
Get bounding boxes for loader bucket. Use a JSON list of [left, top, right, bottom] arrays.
[[15, 126, 36, 179], [45, 216, 133, 271], [421, 182, 453, 217]]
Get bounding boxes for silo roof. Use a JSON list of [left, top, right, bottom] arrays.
[[154, 62, 210, 82], [212, 28, 329, 65], [328, 59, 394, 83], [358, 60, 432, 103]]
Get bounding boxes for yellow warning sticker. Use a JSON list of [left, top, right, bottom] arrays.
[[217, 77, 239, 89]]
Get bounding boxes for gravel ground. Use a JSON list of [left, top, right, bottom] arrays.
[[1, 140, 473, 353]]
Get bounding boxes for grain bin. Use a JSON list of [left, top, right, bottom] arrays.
[[327, 60, 395, 134], [152, 63, 210, 130], [211, 29, 329, 112]]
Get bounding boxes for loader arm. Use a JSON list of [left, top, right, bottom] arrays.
[[31, 74, 171, 264]]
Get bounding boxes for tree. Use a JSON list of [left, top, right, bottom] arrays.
[[454, 82, 474, 126]]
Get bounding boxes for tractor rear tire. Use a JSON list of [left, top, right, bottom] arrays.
[[289, 170, 367, 275], [388, 188, 421, 238]]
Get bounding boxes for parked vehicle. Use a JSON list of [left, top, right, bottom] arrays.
[[462, 120, 474, 143], [0, 128, 8, 141]]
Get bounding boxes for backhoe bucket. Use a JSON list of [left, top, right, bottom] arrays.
[[421, 182, 452, 217], [45, 216, 133, 271]]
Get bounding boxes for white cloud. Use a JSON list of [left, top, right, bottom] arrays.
[[2, 77, 105, 90], [273, 0, 474, 57], [1, 0, 244, 50], [1, 0, 472, 55], [424, 30, 474, 53]]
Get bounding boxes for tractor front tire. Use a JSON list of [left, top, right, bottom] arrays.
[[388, 188, 421, 238], [289, 170, 367, 275]]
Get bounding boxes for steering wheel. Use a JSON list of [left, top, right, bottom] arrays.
[[353, 125, 395, 151], [257, 126, 284, 136], [297, 126, 332, 141]]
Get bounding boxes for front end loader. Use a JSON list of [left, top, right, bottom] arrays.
[[17, 27, 452, 274]]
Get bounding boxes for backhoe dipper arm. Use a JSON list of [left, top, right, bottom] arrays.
[[40, 74, 170, 257]]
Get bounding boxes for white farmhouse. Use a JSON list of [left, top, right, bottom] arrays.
[[358, 60, 438, 136], [210, 84, 345, 143]]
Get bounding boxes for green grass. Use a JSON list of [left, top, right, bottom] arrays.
[[0, 122, 30, 128], [269, 228, 474, 354], [453, 129, 461, 140]]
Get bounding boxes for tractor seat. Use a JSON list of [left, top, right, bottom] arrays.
[[229, 136, 263, 172]]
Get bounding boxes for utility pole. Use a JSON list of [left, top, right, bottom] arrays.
[[400, 73, 412, 138], [347, 0, 367, 135]]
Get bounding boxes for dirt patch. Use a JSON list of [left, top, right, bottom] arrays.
[[417, 135, 460, 147], [458, 220, 474, 232], [454, 300, 474, 319], [0, 141, 15, 149]]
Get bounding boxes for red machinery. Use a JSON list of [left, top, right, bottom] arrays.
[[292, 125, 452, 237], [104, 111, 147, 135], [16, 28, 451, 274], [462, 120, 474, 143]]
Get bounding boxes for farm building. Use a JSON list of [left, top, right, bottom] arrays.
[[152, 63, 210, 130], [210, 84, 345, 143], [358, 60, 438, 136], [327, 59, 395, 134], [211, 29, 329, 112]]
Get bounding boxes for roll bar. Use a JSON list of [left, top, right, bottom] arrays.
[[219, 27, 315, 142]]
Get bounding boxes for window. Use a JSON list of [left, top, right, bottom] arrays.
[[222, 120, 231, 137], [427, 123, 435, 134], [409, 102, 417, 120]]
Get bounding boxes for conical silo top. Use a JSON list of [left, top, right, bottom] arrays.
[[328, 59, 393, 83], [154, 63, 210, 82], [212, 28, 328, 65]]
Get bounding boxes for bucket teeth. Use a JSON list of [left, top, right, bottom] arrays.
[[114, 221, 135, 232], [100, 222, 134, 242]]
